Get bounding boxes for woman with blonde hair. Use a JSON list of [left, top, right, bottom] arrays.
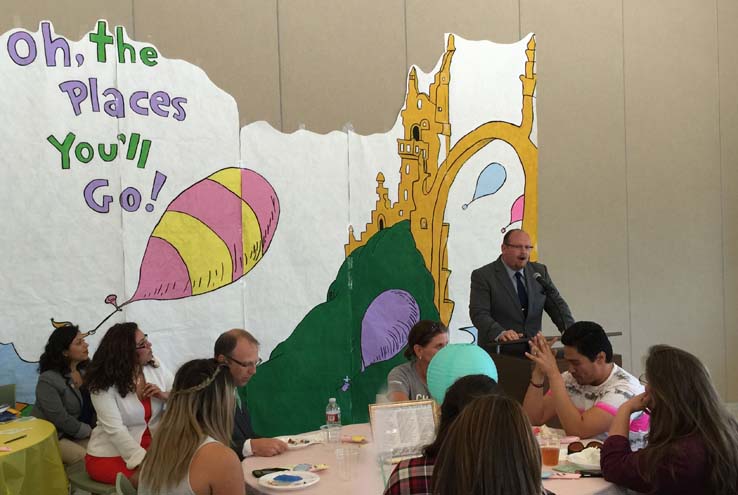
[[137, 359, 244, 495], [602, 345, 738, 494], [431, 394, 550, 495]]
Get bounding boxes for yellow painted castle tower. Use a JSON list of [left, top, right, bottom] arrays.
[[346, 34, 539, 325]]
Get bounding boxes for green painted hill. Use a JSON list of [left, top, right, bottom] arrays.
[[244, 220, 438, 436]]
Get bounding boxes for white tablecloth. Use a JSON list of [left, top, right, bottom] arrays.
[[242, 423, 627, 495]]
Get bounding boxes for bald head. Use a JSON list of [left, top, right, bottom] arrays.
[[213, 328, 260, 358], [500, 229, 533, 271], [214, 329, 261, 387]]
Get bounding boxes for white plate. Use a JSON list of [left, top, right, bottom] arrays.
[[258, 471, 320, 490], [277, 435, 321, 450]]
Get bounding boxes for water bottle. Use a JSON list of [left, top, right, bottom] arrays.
[[326, 397, 341, 426]]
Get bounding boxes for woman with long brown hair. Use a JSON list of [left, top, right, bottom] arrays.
[[602, 345, 738, 494], [137, 359, 244, 495], [384, 374, 500, 495], [84, 322, 173, 484], [431, 394, 548, 495]]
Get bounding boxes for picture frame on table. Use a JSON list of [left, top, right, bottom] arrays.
[[368, 399, 439, 463]]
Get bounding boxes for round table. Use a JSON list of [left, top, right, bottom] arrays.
[[242, 424, 384, 495], [0, 417, 67, 495], [242, 423, 626, 495]]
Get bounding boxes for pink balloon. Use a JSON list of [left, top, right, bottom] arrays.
[[108, 167, 280, 307], [501, 195, 525, 233], [510, 194, 525, 223]]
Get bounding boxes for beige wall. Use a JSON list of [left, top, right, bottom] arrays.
[[4, 0, 736, 399]]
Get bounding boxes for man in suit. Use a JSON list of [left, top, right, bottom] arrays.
[[469, 229, 574, 352], [215, 329, 288, 459]]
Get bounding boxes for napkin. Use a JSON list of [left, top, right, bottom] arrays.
[[567, 447, 601, 467]]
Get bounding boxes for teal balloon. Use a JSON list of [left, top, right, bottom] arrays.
[[427, 344, 498, 403]]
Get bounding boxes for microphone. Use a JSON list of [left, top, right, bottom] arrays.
[[533, 272, 566, 333], [533, 272, 554, 293]]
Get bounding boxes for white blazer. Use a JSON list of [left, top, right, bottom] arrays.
[[86, 363, 174, 469]]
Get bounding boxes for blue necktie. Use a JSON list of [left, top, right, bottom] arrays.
[[515, 272, 528, 315]]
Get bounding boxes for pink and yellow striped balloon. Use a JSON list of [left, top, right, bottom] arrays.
[[127, 167, 279, 303]]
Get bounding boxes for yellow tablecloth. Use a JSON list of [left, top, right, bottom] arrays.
[[0, 418, 67, 495]]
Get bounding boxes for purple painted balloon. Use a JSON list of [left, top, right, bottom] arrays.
[[360, 289, 420, 370]]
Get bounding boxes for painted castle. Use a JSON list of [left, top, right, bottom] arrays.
[[346, 34, 539, 325]]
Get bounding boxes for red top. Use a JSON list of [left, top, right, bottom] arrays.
[[140, 396, 152, 449]]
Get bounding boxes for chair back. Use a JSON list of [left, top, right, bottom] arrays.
[[116, 472, 138, 495]]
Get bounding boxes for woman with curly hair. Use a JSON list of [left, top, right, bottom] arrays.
[[83, 322, 173, 484], [137, 359, 244, 495], [32, 323, 95, 465], [602, 345, 738, 494]]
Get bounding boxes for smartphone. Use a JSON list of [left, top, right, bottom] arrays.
[[577, 469, 603, 477], [252, 468, 288, 478]]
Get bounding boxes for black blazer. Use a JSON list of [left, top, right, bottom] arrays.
[[231, 404, 258, 460]]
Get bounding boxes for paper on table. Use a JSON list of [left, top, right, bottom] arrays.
[[370, 401, 436, 459]]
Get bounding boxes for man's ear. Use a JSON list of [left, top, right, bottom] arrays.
[[215, 354, 226, 364], [595, 351, 607, 364]]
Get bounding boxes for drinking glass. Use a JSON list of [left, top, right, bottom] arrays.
[[335, 446, 359, 480], [540, 435, 561, 466], [320, 424, 342, 444]]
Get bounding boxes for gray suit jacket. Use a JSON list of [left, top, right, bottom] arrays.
[[469, 256, 574, 346], [32, 370, 92, 439]]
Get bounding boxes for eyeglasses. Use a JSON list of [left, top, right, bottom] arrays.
[[567, 440, 603, 455], [135, 334, 149, 349], [226, 355, 262, 370], [504, 243, 534, 251], [638, 373, 648, 385]]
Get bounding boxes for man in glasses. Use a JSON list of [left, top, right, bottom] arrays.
[[214, 329, 288, 458], [523, 322, 647, 449], [469, 228, 574, 352]]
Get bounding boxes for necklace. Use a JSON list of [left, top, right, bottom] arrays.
[[135, 370, 146, 387]]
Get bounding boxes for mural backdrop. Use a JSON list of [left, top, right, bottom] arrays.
[[0, 21, 538, 435]]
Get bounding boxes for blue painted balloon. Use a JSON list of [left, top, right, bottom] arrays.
[[463, 162, 507, 209], [427, 344, 498, 402]]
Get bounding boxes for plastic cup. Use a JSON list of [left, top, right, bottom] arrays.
[[320, 424, 342, 444], [540, 435, 561, 466], [335, 446, 359, 480]]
